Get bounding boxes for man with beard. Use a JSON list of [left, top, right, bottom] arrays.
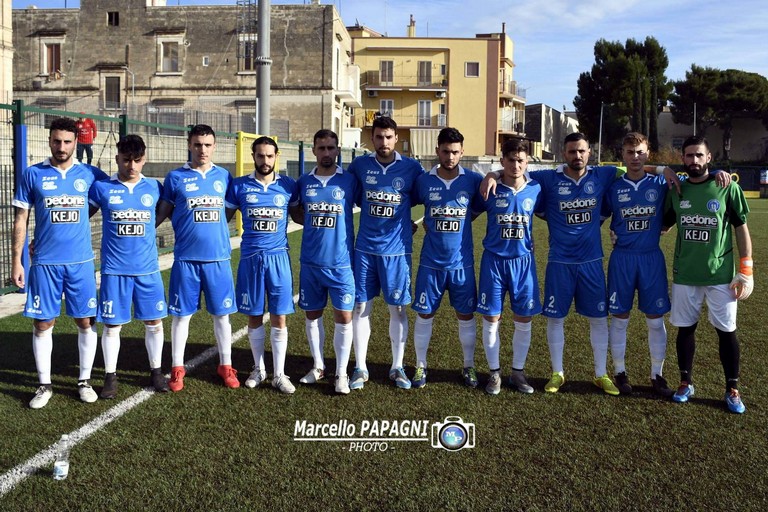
[[410, 127, 483, 389], [662, 135, 753, 414], [225, 137, 301, 394], [347, 116, 425, 391], [295, 129, 359, 394], [11, 117, 108, 408]]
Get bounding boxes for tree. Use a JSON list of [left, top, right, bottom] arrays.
[[670, 66, 768, 159]]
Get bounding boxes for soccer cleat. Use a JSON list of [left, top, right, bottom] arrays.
[[544, 372, 565, 393], [651, 374, 674, 398], [335, 374, 350, 394], [594, 374, 620, 396], [462, 367, 478, 388], [389, 367, 412, 389], [100, 372, 118, 400], [672, 381, 695, 403], [245, 366, 267, 389], [150, 368, 169, 393], [271, 374, 296, 395], [349, 367, 369, 390], [217, 365, 240, 389], [29, 385, 53, 409], [168, 366, 186, 392], [725, 389, 746, 414], [485, 370, 501, 395], [509, 369, 534, 394], [614, 371, 632, 395], [78, 381, 98, 403], [412, 367, 427, 389], [299, 368, 325, 384]]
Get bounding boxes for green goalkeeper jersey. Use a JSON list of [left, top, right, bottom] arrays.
[[663, 175, 749, 286]]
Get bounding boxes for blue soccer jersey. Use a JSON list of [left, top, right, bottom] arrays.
[[297, 167, 358, 269], [533, 166, 618, 263], [160, 163, 232, 262], [413, 166, 482, 270], [604, 174, 667, 252], [89, 175, 162, 275], [13, 158, 108, 265], [348, 151, 424, 256], [478, 178, 541, 259], [225, 172, 299, 259]]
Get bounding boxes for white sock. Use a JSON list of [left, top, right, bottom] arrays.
[[609, 317, 630, 374], [77, 325, 98, 381], [511, 320, 532, 370], [101, 325, 122, 374], [458, 317, 476, 368], [389, 304, 408, 370], [271, 326, 288, 377], [589, 316, 609, 377], [212, 314, 233, 366], [33, 327, 53, 385], [171, 315, 192, 367], [352, 301, 372, 372], [144, 323, 164, 370], [248, 325, 266, 371], [646, 316, 668, 378], [413, 316, 434, 369], [334, 322, 352, 377], [482, 318, 500, 370], [305, 317, 325, 370], [547, 317, 566, 373]]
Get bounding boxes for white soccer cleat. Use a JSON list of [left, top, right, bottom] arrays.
[[29, 385, 53, 409], [335, 375, 350, 395], [299, 368, 325, 384], [271, 374, 296, 395], [244, 367, 267, 389], [78, 381, 98, 403]]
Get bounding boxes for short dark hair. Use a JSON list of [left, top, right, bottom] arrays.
[[116, 134, 146, 159], [563, 132, 589, 146], [188, 124, 215, 142], [251, 136, 279, 153], [437, 127, 464, 146], [501, 139, 528, 158], [622, 132, 648, 147], [681, 135, 709, 154], [313, 129, 339, 146], [372, 116, 398, 132], [49, 117, 78, 137]]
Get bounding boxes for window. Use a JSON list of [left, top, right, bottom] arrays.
[[379, 99, 394, 118], [417, 61, 432, 86], [41, 42, 62, 76], [465, 62, 480, 78], [440, 63, 447, 76], [104, 76, 121, 110], [156, 34, 184, 74], [202, 56, 210, 67], [417, 100, 432, 126], [107, 12, 119, 26], [238, 34, 258, 72], [380, 60, 393, 86]]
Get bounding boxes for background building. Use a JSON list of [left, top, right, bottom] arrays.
[[1, 0, 11, 103]]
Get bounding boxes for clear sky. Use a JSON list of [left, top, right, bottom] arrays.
[[12, 0, 768, 111]]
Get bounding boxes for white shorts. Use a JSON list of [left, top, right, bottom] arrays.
[[669, 283, 737, 332]]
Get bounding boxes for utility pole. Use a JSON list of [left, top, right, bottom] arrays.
[[256, 0, 271, 135]]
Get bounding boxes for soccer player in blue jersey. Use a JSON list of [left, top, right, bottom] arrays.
[[295, 129, 359, 394], [347, 116, 425, 390], [476, 140, 542, 395], [604, 133, 673, 397], [11, 117, 109, 409], [225, 136, 301, 395], [156, 124, 239, 392], [89, 135, 168, 398], [410, 127, 483, 389]]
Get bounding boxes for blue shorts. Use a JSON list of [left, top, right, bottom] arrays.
[[608, 249, 670, 315], [168, 260, 237, 316], [477, 251, 541, 317], [24, 261, 98, 320], [412, 265, 476, 315], [236, 251, 295, 316], [98, 273, 168, 325], [543, 260, 607, 318], [354, 252, 411, 306], [299, 265, 355, 312]]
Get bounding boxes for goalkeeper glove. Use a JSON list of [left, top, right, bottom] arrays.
[[730, 257, 754, 300]]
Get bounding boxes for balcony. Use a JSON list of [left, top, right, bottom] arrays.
[[335, 64, 362, 107], [499, 78, 526, 102], [363, 70, 448, 91], [499, 109, 525, 134], [353, 110, 447, 128]]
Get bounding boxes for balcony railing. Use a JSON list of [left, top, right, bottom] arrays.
[[363, 70, 448, 89], [499, 109, 525, 133], [353, 110, 447, 128]]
